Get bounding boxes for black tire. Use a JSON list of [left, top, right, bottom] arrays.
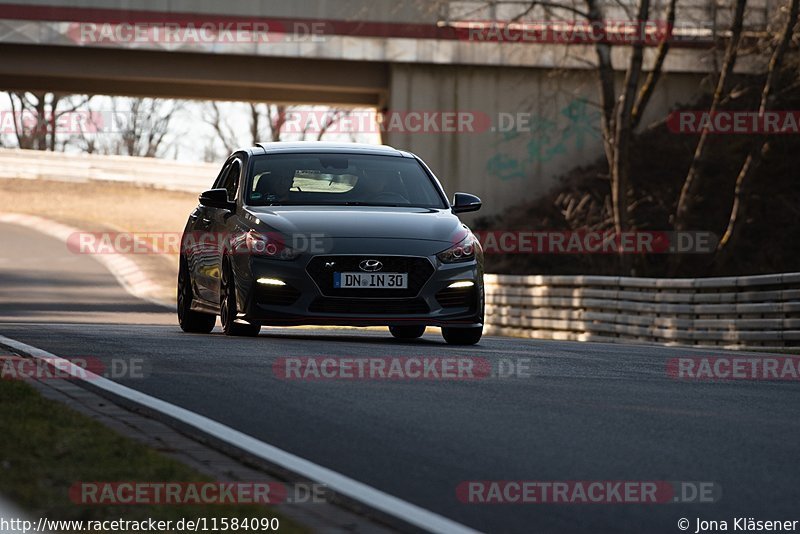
[[389, 325, 426, 339], [178, 257, 216, 334], [441, 326, 483, 345], [220, 259, 261, 337]]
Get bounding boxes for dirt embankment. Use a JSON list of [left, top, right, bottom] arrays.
[[474, 70, 800, 277]]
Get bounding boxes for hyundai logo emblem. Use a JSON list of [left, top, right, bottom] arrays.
[[359, 259, 383, 272]]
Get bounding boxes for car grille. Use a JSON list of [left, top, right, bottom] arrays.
[[309, 297, 430, 315], [436, 286, 477, 309], [306, 255, 434, 298], [255, 284, 301, 306]]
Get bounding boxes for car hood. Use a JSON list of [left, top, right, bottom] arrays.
[[244, 206, 466, 243]]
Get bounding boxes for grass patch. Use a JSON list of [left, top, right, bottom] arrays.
[[0, 378, 306, 532]]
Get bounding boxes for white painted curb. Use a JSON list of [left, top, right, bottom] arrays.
[[0, 334, 482, 534]]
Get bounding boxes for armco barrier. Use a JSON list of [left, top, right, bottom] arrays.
[[0, 148, 216, 193], [484, 273, 800, 349]]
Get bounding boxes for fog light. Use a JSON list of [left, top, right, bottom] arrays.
[[257, 278, 286, 286], [448, 280, 475, 289]]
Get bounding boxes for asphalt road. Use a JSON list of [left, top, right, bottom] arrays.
[[2, 221, 800, 534]]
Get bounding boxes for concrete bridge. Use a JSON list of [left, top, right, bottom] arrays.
[[0, 0, 772, 217]]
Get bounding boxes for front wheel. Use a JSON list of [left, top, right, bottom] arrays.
[[178, 257, 216, 334], [389, 325, 426, 339], [441, 326, 483, 345], [220, 260, 261, 337]]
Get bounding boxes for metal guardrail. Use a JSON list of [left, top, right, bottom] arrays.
[[444, 0, 775, 35], [484, 273, 800, 349], [0, 148, 216, 193]]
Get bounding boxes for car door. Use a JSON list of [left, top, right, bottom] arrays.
[[205, 155, 245, 304], [192, 158, 234, 303]]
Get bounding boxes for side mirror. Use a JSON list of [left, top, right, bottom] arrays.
[[199, 188, 235, 211], [451, 192, 482, 214]]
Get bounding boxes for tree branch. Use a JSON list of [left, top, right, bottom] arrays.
[[673, 0, 748, 233], [585, 0, 617, 163], [715, 0, 799, 256], [631, 0, 677, 129]]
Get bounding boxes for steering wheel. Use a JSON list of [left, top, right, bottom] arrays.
[[370, 191, 408, 203]]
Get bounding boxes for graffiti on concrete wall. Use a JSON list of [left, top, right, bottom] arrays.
[[486, 99, 601, 181]]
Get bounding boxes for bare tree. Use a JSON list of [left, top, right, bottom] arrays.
[[501, 0, 676, 273], [204, 102, 354, 159], [6, 92, 90, 151], [250, 104, 351, 142], [202, 137, 220, 163], [249, 103, 289, 143], [203, 102, 287, 156], [439, 0, 790, 276], [313, 109, 351, 141], [606, 0, 650, 238], [69, 103, 107, 155], [450, 0, 679, 273], [111, 98, 181, 158], [715, 0, 800, 258], [673, 0, 749, 233], [632, 0, 677, 129], [204, 102, 240, 155]]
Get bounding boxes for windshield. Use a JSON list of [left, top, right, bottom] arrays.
[[246, 153, 447, 208]]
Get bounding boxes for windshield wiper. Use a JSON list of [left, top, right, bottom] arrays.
[[343, 201, 401, 207], [252, 201, 417, 208], [257, 202, 323, 206]]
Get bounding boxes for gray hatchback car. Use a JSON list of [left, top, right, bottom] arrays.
[[178, 142, 484, 345]]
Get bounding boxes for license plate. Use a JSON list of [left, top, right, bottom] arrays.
[[334, 272, 408, 289]]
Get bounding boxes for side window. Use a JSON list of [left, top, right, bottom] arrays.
[[220, 160, 241, 202], [212, 162, 231, 189]]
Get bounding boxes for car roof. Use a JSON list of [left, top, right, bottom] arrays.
[[237, 141, 415, 158]]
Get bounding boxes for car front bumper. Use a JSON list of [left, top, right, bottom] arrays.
[[240, 251, 483, 328]]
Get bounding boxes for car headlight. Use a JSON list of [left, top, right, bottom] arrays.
[[437, 234, 479, 263], [246, 230, 299, 261]]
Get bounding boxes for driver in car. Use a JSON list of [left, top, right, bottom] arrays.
[[360, 170, 406, 203], [257, 170, 294, 204]]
